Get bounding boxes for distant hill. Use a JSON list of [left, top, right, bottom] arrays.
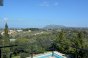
[[43, 25, 66, 29]]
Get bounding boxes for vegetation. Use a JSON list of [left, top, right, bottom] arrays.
[[1, 23, 10, 58], [0, 24, 88, 58]]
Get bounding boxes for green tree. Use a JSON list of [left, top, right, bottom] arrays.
[[4, 22, 9, 38], [55, 30, 67, 52], [2, 22, 10, 58]]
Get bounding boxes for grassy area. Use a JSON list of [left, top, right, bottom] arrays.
[[12, 56, 20, 58]]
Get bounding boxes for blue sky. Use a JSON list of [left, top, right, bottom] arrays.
[[0, 0, 88, 28]]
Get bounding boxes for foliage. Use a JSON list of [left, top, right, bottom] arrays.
[[1, 26, 88, 58], [1, 23, 10, 58]]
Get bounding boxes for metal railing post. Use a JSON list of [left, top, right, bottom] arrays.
[[0, 48, 1, 58]]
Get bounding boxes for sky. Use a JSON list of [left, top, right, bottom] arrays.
[[0, 0, 88, 28]]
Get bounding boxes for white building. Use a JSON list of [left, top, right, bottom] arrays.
[[17, 30, 23, 32]]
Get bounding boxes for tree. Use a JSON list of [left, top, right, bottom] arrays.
[[0, 34, 3, 45], [2, 22, 10, 58], [4, 22, 9, 38], [55, 30, 67, 52]]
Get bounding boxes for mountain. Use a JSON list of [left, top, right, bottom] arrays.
[[43, 25, 66, 29]]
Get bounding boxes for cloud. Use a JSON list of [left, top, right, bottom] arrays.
[[40, 1, 49, 7], [40, 1, 59, 7]]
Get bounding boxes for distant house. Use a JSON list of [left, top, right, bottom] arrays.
[[1, 30, 17, 35], [10, 38, 16, 42], [34, 32, 44, 35], [17, 30, 23, 32], [28, 30, 31, 32], [9, 30, 17, 34], [1, 32, 4, 35]]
